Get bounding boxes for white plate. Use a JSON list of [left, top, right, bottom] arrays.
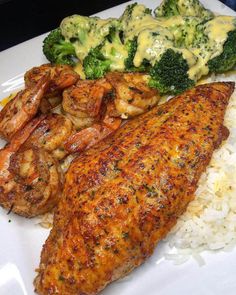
[[0, 1, 236, 295]]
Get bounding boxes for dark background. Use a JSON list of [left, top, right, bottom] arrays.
[[0, 0, 236, 52]]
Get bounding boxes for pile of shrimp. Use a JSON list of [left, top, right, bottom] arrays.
[[0, 64, 160, 218]]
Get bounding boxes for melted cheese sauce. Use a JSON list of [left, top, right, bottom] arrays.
[[74, 62, 86, 79], [155, 0, 213, 18], [204, 16, 235, 59], [61, 15, 116, 60], [188, 16, 236, 80], [122, 5, 161, 40], [61, 4, 235, 82], [134, 27, 174, 67], [102, 41, 128, 71]]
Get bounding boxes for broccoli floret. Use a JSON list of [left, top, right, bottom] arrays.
[[124, 38, 137, 70], [155, 0, 179, 17], [43, 28, 77, 66], [120, 2, 152, 23], [60, 15, 119, 61], [106, 26, 122, 45], [120, 3, 152, 40], [208, 29, 236, 73], [83, 26, 127, 79], [148, 49, 194, 95], [162, 16, 208, 48], [120, 2, 152, 25], [124, 37, 150, 72], [155, 0, 213, 19], [123, 2, 138, 19], [83, 45, 111, 79]]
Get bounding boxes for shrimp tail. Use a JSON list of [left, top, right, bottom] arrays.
[[0, 74, 50, 141], [8, 115, 47, 152], [0, 115, 46, 173], [23, 74, 50, 115], [64, 117, 121, 154]]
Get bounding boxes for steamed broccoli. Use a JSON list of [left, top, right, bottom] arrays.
[[124, 38, 137, 70], [120, 3, 153, 41], [121, 2, 139, 20], [83, 26, 127, 79], [155, 0, 213, 19], [120, 3, 154, 72], [42, 1, 235, 97], [155, 0, 179, 17], [124, 37, 150, 72], [119, 3, 195, 93], [60, 15, 117, 61], [208, 29, 236, 73], [83, 45, 111, 79], [148, 49, 194, 94], [84, 26, 150, 78], [161, 16, 208, 48], [119, 2, 152, 27], [43, 28, 77, 66], [43, 14, 118, 68], [43, 15, 121, 75]]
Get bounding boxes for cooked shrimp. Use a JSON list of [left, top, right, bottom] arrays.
[[0, 75, 49, 141], [106, 72, 160, 117], [24, 113, 74, 160], [25, 64, 79, 112], [64, 73, 161, 152], [62, 78, 112, 129], [64, 101, 122, 153], [24, 64, 79, 94], [64, 73, 160, 153], [0, 116, 63, 218], [64, 120, 121, 153]]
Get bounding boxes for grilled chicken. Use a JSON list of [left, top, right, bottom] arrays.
[[35, 82, 234, 295]]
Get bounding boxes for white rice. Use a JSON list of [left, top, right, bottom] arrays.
[[164, 72, 236, 264], [36, 212, 54, 229]]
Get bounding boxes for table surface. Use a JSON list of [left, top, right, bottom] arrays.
[[0, 0, 129, 51], [0, 0, 236, 51]]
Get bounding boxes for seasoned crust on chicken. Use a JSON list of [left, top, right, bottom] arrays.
[[35, 82, 234, 294]]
